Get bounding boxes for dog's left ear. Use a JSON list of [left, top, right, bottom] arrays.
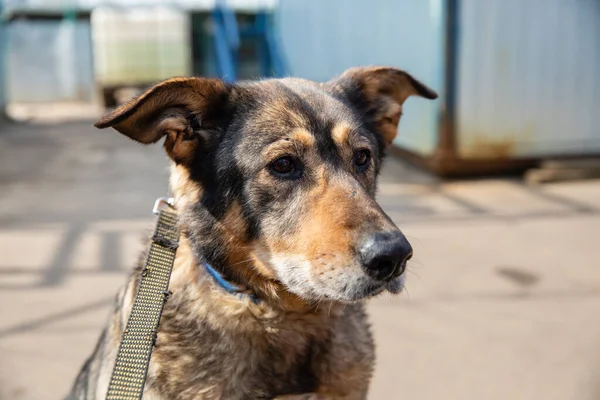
[[331, 66, 438, 145], [95, 77, 231, 164]]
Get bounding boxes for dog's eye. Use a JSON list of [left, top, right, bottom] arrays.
[[353, 149, 371, 169], [270, 156, 298, 177]]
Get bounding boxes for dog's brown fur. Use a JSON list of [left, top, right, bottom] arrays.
[[69, 66, 437, 399]]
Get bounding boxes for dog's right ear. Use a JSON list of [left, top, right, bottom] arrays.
[[95, 77, 231, 164]]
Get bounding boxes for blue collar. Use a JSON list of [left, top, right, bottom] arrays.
[[202, 262, 259, 303]]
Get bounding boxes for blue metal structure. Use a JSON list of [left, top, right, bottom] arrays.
[[212, 1, 240, 82], [244, 12, 287, 78], [212, 0, 287, 82]]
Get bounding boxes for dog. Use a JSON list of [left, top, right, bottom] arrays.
[[68, 66, 437, 399]]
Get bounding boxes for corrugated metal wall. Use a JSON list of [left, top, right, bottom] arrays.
[[277, 0, 445, 155], [7, 20, 95, 102], [456, 0, 600, 159], [0, 4, 6, 113]]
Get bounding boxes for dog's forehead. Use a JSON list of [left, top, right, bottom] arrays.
[[236, 78, 360, 137], [267, 78, 344, 109]]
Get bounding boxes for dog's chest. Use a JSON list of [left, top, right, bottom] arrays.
[[147, 310, 328, 399]]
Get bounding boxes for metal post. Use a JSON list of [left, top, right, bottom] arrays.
[[0, 1, 7, 122]]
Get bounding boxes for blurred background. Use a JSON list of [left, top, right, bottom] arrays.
[[0, 0, 599, 399]]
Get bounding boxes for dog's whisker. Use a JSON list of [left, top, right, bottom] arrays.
[[403, 285, 412, 303], [409, 258, 426, 269], [406, 268, 425, 286], [404, 235, 425, 250]]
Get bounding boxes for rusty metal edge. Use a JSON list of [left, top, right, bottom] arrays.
[[388, 145, 539, 178], [390, 144, 600, 178]]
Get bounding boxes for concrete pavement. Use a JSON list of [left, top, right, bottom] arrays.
[[1, 121, 599, 399]]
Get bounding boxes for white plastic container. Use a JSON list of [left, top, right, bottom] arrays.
[[91, 6, 192, 87]]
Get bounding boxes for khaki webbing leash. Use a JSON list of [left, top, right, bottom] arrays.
[[106, 198, 178, 400]]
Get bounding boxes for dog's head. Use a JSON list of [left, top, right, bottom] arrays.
[[96, 67, 437, 303]]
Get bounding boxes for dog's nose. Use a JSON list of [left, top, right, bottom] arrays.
[[359, 231, 412, 282]]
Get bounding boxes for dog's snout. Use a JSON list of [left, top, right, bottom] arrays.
[[359, 231, 412, 282]]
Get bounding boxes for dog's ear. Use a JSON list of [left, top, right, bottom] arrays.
[[331, 66, 438, 145], [95, 77, 231, 164]]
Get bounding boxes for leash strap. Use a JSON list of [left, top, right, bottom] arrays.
[[106, 199, 178, 400]]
